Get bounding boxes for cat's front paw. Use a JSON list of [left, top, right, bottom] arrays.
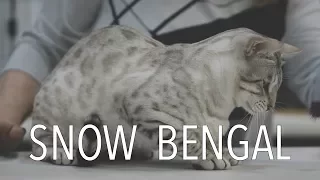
[[191, 152, 231, 170], [44, 147, 97, 167], [223, 149, 240, 166], [46, 147, 78, 166]]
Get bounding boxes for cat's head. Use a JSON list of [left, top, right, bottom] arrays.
[[235, 35, 301, 115]]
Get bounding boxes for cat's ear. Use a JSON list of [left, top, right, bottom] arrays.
[[245, 37, 281, 57], [277, 43, 301, 66], [279, 43, 302, 59], [245, 37, 266, 57], [245, 36, 302, 58]]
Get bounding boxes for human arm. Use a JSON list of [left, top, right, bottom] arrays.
[[282, 0, 320, 116], [0, 0, 103, 152]]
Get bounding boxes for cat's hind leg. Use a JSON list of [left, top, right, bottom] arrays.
[[93, 111, 156, 161], [129, 108, 233, 170]]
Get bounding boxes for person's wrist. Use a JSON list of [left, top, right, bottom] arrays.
[[0, 70, 40, 124], [0, 103, 26, 125]]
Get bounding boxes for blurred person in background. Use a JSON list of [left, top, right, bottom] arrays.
[[0, 0, 319, 152]]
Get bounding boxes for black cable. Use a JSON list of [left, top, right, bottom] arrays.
[[119, 0, 150, 32], [109, 0, 199, 37], [110, 0, 141, 25], [109, 0, 119, 24], [8, 0, 17, 38], [151, 0, 200, 36]]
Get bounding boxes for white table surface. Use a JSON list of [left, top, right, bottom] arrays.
[[1, 147, 320, 180], [1, 111, 319, 180]]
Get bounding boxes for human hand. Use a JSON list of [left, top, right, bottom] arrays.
[[0, 119, 26, 153], [0, 70, 39, 153]]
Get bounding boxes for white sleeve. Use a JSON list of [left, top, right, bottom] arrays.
[[2, 0, 103, 83], [282, 0, 320, 108]]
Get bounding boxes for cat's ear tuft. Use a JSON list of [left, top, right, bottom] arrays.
[[245, 36, 302, 59], [245, 37, 281, 57]]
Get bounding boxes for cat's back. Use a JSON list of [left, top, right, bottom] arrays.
[[50, 25, 163, 75], [33, 26, 164, 119], [38, 25, 165, 93]]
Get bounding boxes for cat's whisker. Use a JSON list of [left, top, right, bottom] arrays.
[[282, 76, 291, 79], [283, 69, 296, 74], [260, 112, 265, 129], [238, 112, 250, 124], [275, 104, 285, 109], [255, 112, 261, 132], [309, 115, 318, 122], [282, 71, 293, 74], [244, 113, 253, 129], [276, 101, 288, 105], [256, 113, 260, 131], [270, 107, 277, 113], [275, 102, 288, 111], [308, 115, 313, 121], [283, 76, 292, 79], [282, 73, 291, 76], [282, 73, 290, 75], [261, 112, 266, 127], [274, 105, 287, 112]]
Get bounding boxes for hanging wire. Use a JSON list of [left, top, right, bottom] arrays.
[[119, 0, 150, 32], [109, 0, 200, 37], [109, 0, 119, 24], [8, 0, 17, 54], [110, 0, 142, 25], [151, 0, 200, 36]]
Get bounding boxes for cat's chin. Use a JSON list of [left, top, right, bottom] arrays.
[[241, 104, 268, 115]]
